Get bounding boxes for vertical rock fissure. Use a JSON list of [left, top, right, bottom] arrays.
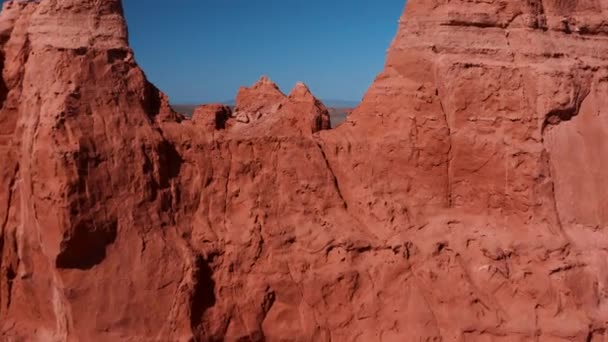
[[223, 142, 233, 233], [189, 255, 216, 337], [1, 164, 18, 312], [0, 165, 18, 233], [546, 158, 565, 234], [5, 261, 15, 310], [436, 89, 454, 208], [314, 139, 348, 209]]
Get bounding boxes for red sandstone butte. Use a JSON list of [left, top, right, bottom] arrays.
[[0, 0, 608, 341]]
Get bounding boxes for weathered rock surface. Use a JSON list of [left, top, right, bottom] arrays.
[[234, 75, 286, 122], [192, 103, 231, 131], [230, 76, 331, 134], [0, 0, 607, 341]]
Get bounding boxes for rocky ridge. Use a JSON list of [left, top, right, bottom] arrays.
[[0, 0, 607, 341]]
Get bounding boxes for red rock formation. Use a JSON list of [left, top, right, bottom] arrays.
[[288, 82, 332, 131], [0, 0, 189, 340], [234, 75, 286, 122], [0, 0, 607, 341], [317, 0, 608, 339], [192, 103, 231, 131], [228, 76, 331, 135]]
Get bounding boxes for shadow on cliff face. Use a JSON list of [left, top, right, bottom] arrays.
[[144, 81, 162, 118], [158, 140, 183, 187], [55, 219, 118, 270], [190, 255, 216, 333], [106, 48, 129, 64]]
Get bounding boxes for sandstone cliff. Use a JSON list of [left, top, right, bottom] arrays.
[[0, 0, 607, 341]]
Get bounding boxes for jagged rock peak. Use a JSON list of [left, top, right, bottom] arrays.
[[251, 75, 281, 91], [234, 75, 287, 114], [288, 81, 314, 100]]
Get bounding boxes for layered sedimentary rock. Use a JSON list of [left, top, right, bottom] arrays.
[[1, 0, 608, 341]]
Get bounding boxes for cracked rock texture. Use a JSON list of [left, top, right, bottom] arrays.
[[1, 0, 608, 341]]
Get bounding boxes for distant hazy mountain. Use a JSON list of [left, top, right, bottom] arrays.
[[171, 104, 199, 117], [321, 99, 359, 108]]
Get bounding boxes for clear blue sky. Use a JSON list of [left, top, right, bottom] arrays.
[[123, 0, 405, 104]]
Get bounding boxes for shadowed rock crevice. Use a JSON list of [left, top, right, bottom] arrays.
[[55, 218, 118, 270], [442, 20, 507, 29], [5, 263, 15, 309], [106, 48, 128, 63], [0, 165, 18, 311], [213, 110, 229, 130], [189, 255, 216, 335], [0, 226, 19, 312], [587, 328, 607, 342], [191, 104, 231, 131], [143, 82, 162, 118], [157, 140, 183, 187]]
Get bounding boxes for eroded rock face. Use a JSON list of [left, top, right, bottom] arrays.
[[234, 75, 286, 122], [0, 0, 190, 340], [0, 0, 607, 341], [192, 103, 231, 131], [229, 76, 331, 134], [316, 0, 608, 339]]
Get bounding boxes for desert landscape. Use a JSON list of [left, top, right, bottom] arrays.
[[1, 0, 608, 341]]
